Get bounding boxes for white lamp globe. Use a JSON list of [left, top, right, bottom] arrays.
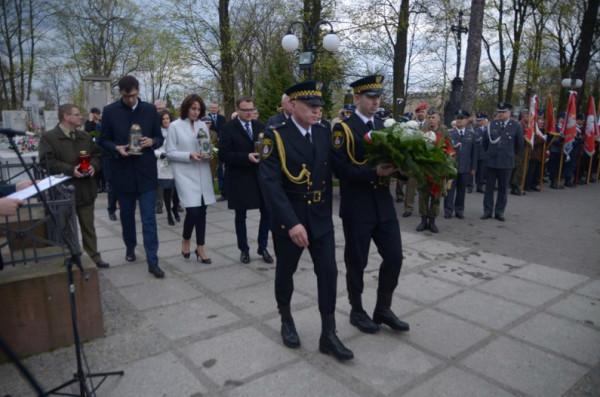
[[282, 34, 299, 52], [322, 33, 340, 52]]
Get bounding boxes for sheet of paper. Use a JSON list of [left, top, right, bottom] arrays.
[[6, 175, 71, 200]]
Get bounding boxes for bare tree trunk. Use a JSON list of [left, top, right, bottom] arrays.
[[505, 0, 529, 104], [461, 0, 485, 112], [2, 1, 18, 107], [26, 0, 34, 100], [219, 0, 235, 120], [572, 0, 599, 109], [392, 0, 409, 118]]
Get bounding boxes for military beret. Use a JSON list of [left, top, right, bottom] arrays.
[[415, 102, 428, 112]]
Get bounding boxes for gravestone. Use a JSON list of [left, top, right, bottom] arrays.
[[23, 94, 45, 133], [43, 110, 59, 131], [1, 110, 28, 131], [82, 76, 113, 112]]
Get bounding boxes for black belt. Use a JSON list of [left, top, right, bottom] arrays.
[[284, 190, 324, 204]]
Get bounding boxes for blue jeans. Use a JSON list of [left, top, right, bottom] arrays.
[[118, 189, 159, 266], [218, 161, 226, 196], [235, 205, 270, 253]]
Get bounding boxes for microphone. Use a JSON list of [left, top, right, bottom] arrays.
[[0, 128, 27, 137]]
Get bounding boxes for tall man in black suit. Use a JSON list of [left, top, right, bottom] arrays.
[[481, 102, 524, 221], [331, 75, 409, 335], [259, 81, 353, 361], [99, 75, 165, 278], [219, 96, 273, 264], [444, 110, 477, 219]]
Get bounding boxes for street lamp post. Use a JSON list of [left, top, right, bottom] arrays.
[[281, 20, 340, 80], [443, 10, 469, 127]]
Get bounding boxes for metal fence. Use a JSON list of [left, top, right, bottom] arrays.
[[0, 159, 78, 269]]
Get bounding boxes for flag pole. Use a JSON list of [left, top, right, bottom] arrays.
[[596, 150, 600, 181], [558, 144, 565, 187], [520, 145, 530, 192], [587, 155, 593, 184], [539, 140, 547, 191]]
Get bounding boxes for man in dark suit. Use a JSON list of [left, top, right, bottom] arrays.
[[99, 75, 165, 278], [331, 75, 409, 335], [219, 96, 273, 264], [259, 81, 353, 362], [444, 110, 476, 219], [207, 103, 227, 200], [481, 102, 524, 222], [39, 103, 109, 268], [265, 94, 293, 129]]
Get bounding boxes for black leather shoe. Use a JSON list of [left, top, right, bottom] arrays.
[[156, 206, 163, 214], [349, 309, 380, 333], [240, 251, 250, 264], [476, 188, 485, 193], [108, 212, 117, 221], [455, 213, 464, 219], [148, 264, 165, 279], [415, 216, 428, 232], [402, 210, 412, 218], [428, 217, 439, 233], [480, 213, 492, 220], [373, 308, 410, 331], [95, 260, 110, 269], [167, 215, 175, 226], [173, 212, 181, 222], [467, 186, 473, 193], [126, 249, 136, 262], [281, 320, 301, 348], [258, 248, 273, 264], [320, 314, 354, 361], [495, 214, 505, 222], [444, 213, 452, 219]]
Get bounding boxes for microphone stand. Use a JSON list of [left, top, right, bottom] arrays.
[[2, 129, 123, 396]]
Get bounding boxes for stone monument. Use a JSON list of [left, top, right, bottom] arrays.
[[82, 75, 113, 112]]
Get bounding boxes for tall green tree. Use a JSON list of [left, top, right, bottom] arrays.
[[255, 48, 295, 120]]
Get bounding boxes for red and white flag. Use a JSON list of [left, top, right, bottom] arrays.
[[524, 95, 539, 147], [562, 91, 578, 158], [584, 96, 598, 157]]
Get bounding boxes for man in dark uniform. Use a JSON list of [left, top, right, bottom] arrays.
[[219, 96, 273, 264], [258, 81, 353, 361], [265, 94, 293, 129], [444, 110, 476, 219], [481, 102, 524, 222], [473, 112, 489, 193], [331, 75, 409, 335]]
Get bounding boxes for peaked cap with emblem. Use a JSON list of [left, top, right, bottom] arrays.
[[350, 74, 384, 96], [285, 80, 325, 107], [496, 102, 513, 112]]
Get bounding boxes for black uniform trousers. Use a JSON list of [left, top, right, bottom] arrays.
[[273, 230, 337, 315], [342, 218, 403, 310], [444, 173, 470, 216], [483, 167, 512, 216]]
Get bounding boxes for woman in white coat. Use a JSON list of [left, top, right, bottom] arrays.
[[166, 94, 216, 263]]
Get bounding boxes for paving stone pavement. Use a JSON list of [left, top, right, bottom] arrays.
[[1, 190, 599, 397]]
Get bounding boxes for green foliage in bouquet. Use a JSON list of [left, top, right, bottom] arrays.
[[364, 121, 457, 186]]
